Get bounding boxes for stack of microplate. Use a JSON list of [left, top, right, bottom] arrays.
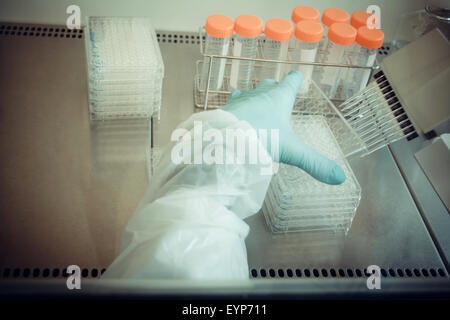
[[262, 114, 361, 234], [85, 17, 164, 120]]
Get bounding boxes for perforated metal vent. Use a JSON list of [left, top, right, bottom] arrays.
[[250, 267, 448, 279], [0, 267, 106, 279], [156, 31, 204, 45], [378, 45, 392, 56], [1, 266, 446, 279], [0, 23, 84, 39], [376, 44, 396, 63]]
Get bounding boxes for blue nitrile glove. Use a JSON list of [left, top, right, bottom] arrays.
[[222, 70, 346, 185]]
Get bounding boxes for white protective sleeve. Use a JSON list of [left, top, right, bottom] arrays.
[[102, 109, 274, 279]]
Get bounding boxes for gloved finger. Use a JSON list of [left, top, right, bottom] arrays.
[[227, 89, 241, 103], [281, 131, 346, 185], [280, 70, 303, 92], [256, 78, 278, 89], [277, 70, 302, 113], [230, 89, 241, 98]]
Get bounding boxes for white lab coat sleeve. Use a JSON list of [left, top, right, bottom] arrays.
[[102, 109, 274, 279]]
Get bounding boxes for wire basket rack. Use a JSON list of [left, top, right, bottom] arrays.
[[194, 27, 417, 157], [194, 27, 377, 109]]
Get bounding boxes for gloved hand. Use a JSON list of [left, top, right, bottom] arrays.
[[222, 70, 346, 185]]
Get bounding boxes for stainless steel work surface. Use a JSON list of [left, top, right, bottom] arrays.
[[246, 148, 445, 275], [0, 25, 448, 284], [0, 23, 150, 273], [390, 128, 450, 271]]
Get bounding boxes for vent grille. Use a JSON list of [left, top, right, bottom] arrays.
[[0, 267, 106, 279], [0, 266, 447, 279], [156, 32, 204, 45], [250, 267, 448, 279], [0, 23, 84, 39], [378, 45, 391, 56]]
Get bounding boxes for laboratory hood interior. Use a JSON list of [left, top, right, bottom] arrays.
[[0, 0, 449, 299]]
